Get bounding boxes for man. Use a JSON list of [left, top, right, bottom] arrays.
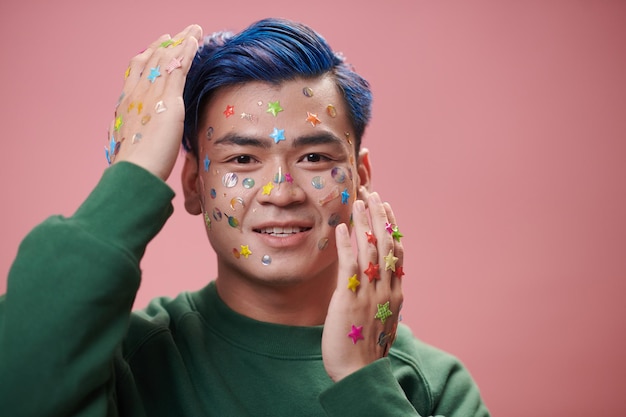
[[0, 18, 489, 416]]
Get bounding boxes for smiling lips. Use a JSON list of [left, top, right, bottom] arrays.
[[255, 226, 312, 237]]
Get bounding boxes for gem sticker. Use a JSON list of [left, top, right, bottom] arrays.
[[302, 87, 314, 97], [311, 176, 325, 189], [242, 178, 255, 189], [222, 172, 238, 187], [328, 213, 341, 227], [261, 255, 272, 265], [331, 167, 346, 183], [326, 104, 337, 118]]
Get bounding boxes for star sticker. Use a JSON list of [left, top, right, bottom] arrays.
[[392, 226, 404, 242], [171, 38, 184, 47], [285, 173, 293, 183], [384, 250, 398, 272], [305, 111, 321, 126], [127, 102, 135, 112], [269, 127, 285, 143], [124, 66, 131, 79], [223, 105, 235, 118], [385, 222, 394, 234], [114, 115, 122, 131], [347, 325, 364, 344], [394, 266, 405, 279], [240, 245, 252, 258], [262, 182, 274, 195], [365, 231, 377, 245], [165, 56, 183, 73], [375, 301, 393, 324], [347, 274, 360, 292], [266, 100, 283, 116], [203, 154, 210, 172], [160, 39, 174, 48], [147, 66, 161, 83], [364, 262, 380, 282], [137, 102, 143, 114], [341, 188, 350, 204]]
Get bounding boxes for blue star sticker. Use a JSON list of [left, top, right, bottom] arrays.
[[105, 135, 116, 165], [341, 188, 350, 204], [269, 127, 285, 143], [147, 66, 161, 83], [204, 154, 210, 172]]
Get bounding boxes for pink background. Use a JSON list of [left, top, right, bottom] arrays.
[[1, 1, 625, 415]]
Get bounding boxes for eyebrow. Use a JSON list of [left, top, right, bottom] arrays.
[[213, 132, 345, 149]]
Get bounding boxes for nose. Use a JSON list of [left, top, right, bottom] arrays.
[[256, 166, 306, 207]]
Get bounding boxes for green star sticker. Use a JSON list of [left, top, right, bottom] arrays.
[[266, 100, 284, 117], [391, 226, 404, 242], [374, 301, 393, 324]]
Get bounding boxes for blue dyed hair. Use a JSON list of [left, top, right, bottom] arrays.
[[182, 18, 372, 157]]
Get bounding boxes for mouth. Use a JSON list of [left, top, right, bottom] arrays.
[[254, 226, 312, 237]]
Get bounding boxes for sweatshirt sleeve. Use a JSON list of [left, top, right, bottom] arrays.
[[0, 162, 175, 417]]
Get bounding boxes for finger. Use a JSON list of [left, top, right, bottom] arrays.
[[334, 223, 358, 294], [351, 199, 379, 289], [382, 202, 404, 290], [367, 193, 394, 284]]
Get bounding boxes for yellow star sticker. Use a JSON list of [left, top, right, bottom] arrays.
[[262, 182, 274, 195], [384, 249, 398, 272], [124, 66, 131, 79], [347, 274, 360, 292], [240, 245, 252, 258], [137, 102, 143, 114], [114, 115, 122, 131], [171, 38, 184, 47]]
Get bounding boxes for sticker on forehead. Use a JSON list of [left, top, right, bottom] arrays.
[[242, 178, 255, 189], [306, 112, 321, 127], [240, 112, 258, 123], [269, 127, 285, 143], [326, 105, 337, 118], [311, 176, 325, 189], [328, 213, 342, 227], [302, 87, 314, 97], [331, 167, 346, 183], [222, 172, 238, 188], [223, 105, 235, 118]]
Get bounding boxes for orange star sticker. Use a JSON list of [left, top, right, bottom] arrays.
[[305, 111, 321, 126], [365, 231, 377, 245]]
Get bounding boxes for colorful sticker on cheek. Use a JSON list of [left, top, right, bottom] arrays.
[[341, 188, 350, 204], [210, 188, 217, 199], [240, 245, 252, 258], [261, 255, 272, 265], [311, 176, 325, 189], [318, 238, 329, 250], [204, 155, 211, 172], [212, 208, 223, 221], [331, 167, 346, 183], [222, 172, 238, 187], [319, 186, 340, 206], [328, 213, 341, 227], [242, 178, 255, 189], [230, 197, 245, 210], [226, 214, 240, 228]]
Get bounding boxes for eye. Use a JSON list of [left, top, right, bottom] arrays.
[[300, 153, 331, 163], [229, 155, 255, 164]]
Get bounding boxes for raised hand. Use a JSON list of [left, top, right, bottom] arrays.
[[322, 192, 405, 382], [107, 24, 203, 181]]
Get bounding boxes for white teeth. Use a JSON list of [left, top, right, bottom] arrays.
[[259, 226, 305, 235]]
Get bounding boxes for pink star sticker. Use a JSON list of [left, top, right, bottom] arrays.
[[364, 262, 380, 282], [285, 173, 293, 183], [347, 325, 364, 344], [385, 222, 394, 234], [165, 56, 183, 73]]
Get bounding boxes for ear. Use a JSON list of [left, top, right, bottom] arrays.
[[182, 152, 202, 215], [356, 147, 373, 198]]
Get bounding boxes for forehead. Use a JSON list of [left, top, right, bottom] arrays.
[[201, 75, 354, 142]]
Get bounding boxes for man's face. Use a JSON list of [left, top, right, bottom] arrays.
[[194, 75, 359, 285]]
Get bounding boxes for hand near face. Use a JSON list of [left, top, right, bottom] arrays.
[[107, 24, 203, 181], [322, 192, 404, 382]]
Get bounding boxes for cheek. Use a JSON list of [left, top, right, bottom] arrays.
[[309, 164, 356, 220], [201, 171, 258, 230]]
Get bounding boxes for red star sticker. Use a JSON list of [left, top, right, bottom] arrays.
[[364, 262, 380, 282], [394, 266, 405, 279], [223, 105, 235, 118], [365, 231, 377, 245]]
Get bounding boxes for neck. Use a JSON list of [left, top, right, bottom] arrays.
[[214, 267, 336, 326]]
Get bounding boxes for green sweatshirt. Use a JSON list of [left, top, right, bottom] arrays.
[[0, 162, 490, 416]]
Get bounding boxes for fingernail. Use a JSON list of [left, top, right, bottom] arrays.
[[355, 200, 365, 212]]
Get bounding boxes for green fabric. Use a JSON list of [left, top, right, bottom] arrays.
[[0, 162, 490, 416]]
